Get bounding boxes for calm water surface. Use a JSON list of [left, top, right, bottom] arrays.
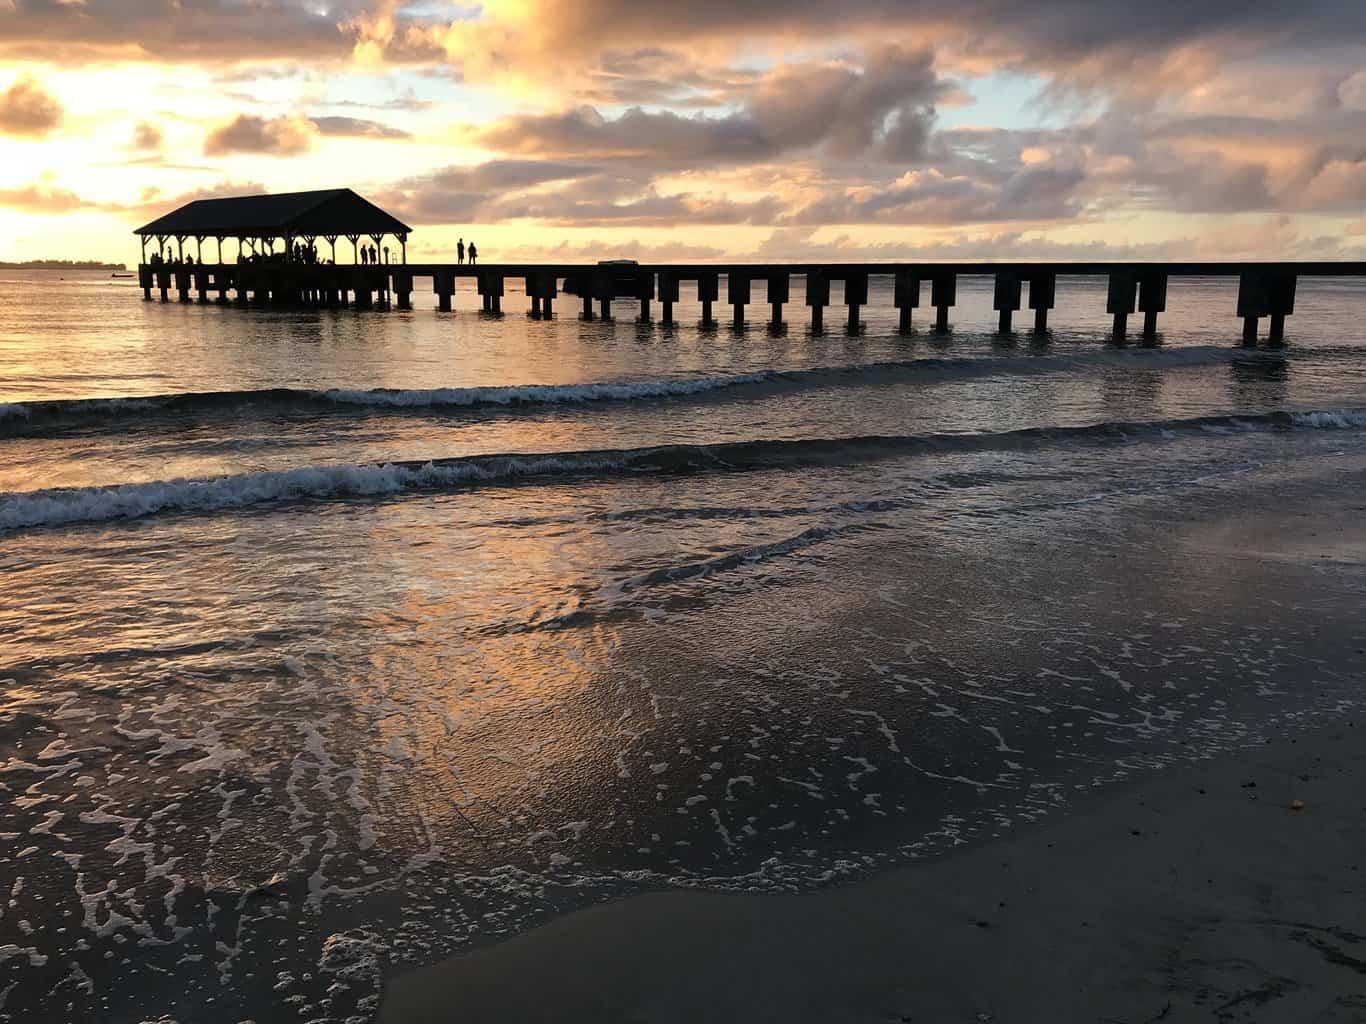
[[1, 269, 1364, 1022]]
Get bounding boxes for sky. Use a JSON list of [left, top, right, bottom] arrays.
[[1, 0, 1365, 264]]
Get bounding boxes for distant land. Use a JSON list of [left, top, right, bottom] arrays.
[[0, 260, 126, 270]]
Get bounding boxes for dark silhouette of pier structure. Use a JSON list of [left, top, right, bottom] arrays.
[[135, 190, 1362, 345]]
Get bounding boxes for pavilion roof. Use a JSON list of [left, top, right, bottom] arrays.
[[134, 188, 411, 239]]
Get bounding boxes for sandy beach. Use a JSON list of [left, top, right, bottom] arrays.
[[382, 711, 1366, 1023]]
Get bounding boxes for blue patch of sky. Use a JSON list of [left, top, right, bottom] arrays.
[[938, 72, 1082, 132]]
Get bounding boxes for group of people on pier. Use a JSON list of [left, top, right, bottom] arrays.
[[457, 238, 478, 264]]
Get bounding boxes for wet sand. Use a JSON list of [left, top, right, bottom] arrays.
[[381, 711, 1366, 1023]]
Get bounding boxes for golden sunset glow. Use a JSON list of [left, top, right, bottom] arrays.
[[1, 1, 1364, 264]]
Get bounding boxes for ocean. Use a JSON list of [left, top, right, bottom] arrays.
[[1, 268, 1364, 1022]]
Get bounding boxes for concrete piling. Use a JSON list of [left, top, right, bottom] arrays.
[[806, 270, 829, 332], [658, 273, 680, 326], [844, 272, 868, 333], [1029, 272, 1056, 333], [993, 271, 1022, 333], [728, 272, 750, 329], [1107, 272, 1137, 340], [767, 272, 789, 329], [931, 274, 956, 333], [1136, 272, 1167, 338], [698, 273, 719, 328], [894, 269, 919, 334]]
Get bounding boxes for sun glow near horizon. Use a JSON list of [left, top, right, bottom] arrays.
[[1, 1, 1365, 265]]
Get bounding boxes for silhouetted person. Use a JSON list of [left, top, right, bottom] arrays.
[[383, 246, 390, 264], [468, 242, 478, 265], [457, 239, 465, 264]]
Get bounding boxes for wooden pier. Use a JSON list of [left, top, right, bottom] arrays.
[[132, 189, 1365, 346], [135, 260, 1365, 346]]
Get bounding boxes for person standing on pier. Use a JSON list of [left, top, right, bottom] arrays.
[[468, 241, 478, 265], [457, 239, 465, 265]]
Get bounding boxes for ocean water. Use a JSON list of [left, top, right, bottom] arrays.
[[1, 268, 1365, 1021]]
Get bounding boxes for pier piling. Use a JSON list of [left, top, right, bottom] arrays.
[[931, 274, 956, 333], [993, 271, 1022, 333], [729, 272, 750, 329], [1107, 272, 1137, 340], [845, 272, 868, 333], [434, 270, 454, 312], [894, 269, 919, 334], [698, 273, 719, 328], [1029, 272, 1056, 333], [1138, 272, 1167, 339], [806, 271, 829, 332], [635, 272, 654, 323], [768, 272, 789, 329], [658, 273, 680, 326]]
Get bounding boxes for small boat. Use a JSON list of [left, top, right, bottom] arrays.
[[111, 272, 134, 279]]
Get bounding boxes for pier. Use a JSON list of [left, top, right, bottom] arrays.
[[134, 190, 1366, 346]]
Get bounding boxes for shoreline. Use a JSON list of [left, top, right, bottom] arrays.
[[381, 710, 1366, 1023]]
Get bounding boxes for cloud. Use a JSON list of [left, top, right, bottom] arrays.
[[0, 75, 63, 136], [0, 0, 447, 64], [204, 115, 315, 156], [469, 45, 943, 169], [132, 121, 163, 151], [0, 183, 91, 213], [432, 0, 1366, 97], [309, 115, 410, 139]]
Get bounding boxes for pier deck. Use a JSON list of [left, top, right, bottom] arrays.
[[136, 260, 1366, 344]]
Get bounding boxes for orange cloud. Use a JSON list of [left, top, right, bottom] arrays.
[[0, 75, 63, 136], [204, 114, 315, 156]]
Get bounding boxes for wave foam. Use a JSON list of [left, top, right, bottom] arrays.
[[2, 406, 1360, 534]]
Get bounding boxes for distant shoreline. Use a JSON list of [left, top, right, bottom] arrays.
[[0, 260, 126, 270]]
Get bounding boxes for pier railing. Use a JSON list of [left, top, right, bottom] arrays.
[[136, 261, 1366, 344]]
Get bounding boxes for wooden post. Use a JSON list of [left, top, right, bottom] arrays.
[[894, 269, 918, 334]]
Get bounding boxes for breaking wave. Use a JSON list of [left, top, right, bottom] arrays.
[[0, 345, 1250, 434], [1, 407, 1361, 534]]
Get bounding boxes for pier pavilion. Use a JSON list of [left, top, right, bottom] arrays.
[[134, 188, 412, 267]]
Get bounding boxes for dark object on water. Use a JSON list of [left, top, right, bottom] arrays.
[[111, 272, 134, 279]]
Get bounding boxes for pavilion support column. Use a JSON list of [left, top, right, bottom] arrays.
[[894, 269, 919, 334]]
